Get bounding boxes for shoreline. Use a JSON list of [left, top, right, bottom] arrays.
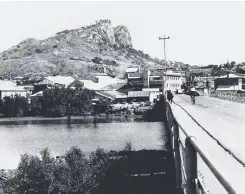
[[0, 114, 148, 125]]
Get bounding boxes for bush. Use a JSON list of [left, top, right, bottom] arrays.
[[2, 147, 111, 194], [103, 60, 119, 67], [2, 95, 29, 117], [35, 49, 42, 53], [34, 87, 95, 117], [92, 57, 102, 64]]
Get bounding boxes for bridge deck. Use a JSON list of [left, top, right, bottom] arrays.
[[173, 94, 245, 164], [171, 94, 245, 193]]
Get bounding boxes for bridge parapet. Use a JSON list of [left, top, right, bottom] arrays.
[[165, 99, 245, 194]]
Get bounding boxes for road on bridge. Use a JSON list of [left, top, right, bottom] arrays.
[[172, 94, 245, 164]]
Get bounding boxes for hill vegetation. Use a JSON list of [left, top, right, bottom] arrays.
[[0, 19, 171, 80]]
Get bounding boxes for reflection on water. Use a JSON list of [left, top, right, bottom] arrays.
[[0, 121, 169, 169], [0, 116, 145, 125]]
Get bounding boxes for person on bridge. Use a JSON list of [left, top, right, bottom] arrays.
[[190, 91, 196, 105], [167, 90, 174, 104]]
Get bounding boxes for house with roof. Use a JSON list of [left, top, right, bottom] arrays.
[[94, 90, 128, 104], [125, 65, 142, 74], [163, 69, 183, 93], [79, 74, 125, 91], [0, 80, 33, 100], [33, 75, 76, 93], [93, 81, 128, 103], [214, 73, 245, 93], [127, 91, 150, 102]]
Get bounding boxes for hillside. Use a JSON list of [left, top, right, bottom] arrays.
[[0, 19, 164, 80]]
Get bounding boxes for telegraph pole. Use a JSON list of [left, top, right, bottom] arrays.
[[159, 35, 170, 93]]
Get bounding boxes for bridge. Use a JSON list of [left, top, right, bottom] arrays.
[[165, 94, 245, 194]]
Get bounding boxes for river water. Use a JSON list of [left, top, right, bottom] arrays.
[[0, 121, 169, 169]]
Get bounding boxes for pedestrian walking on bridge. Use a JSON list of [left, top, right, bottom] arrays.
[[167, 90, 174, 104]]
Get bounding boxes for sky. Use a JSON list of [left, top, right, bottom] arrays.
[[0, 1, 244, 66]]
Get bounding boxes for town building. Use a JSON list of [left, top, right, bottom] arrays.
[[94, 82, 128, 103], [94, 90, 127, 104], [125, 65, 142, 74], [194, 76, 218, 89], [0, 80, 33, 100], [80, 74, 125, 91], [193, 76, 219, 95], [126, 67, 186, 93], [214, 73, 245, 93], [163, 69, 183, 93], [34, 75, 75, 93], [127, 91, 150, 102]]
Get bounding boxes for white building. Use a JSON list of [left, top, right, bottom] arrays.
[[163, 69, 183, 92], [125, 65, 142, 74], [214, 73, 245, 92], [0, 80, 33, 100]]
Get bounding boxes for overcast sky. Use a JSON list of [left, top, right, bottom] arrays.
[[0, 1, 244, 66]]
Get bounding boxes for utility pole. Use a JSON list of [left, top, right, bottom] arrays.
[[159, 35, 170, 94]]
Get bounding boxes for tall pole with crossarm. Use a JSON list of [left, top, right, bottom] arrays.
[[159, 35, 170, 93]]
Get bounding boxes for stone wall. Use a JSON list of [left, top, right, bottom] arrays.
[[210, 91, 245, 104]]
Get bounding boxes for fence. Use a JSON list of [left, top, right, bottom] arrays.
[[164, 97, 240, 194], [210, 91, 245, 104]]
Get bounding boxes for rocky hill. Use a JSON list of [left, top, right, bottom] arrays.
[[0, 19, 164, 80]]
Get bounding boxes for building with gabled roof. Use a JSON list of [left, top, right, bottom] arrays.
[[214, 73, 245, 92], [36, 76, 75, 87], [0, 80, 33, 100], [33, 75, 76, 93]]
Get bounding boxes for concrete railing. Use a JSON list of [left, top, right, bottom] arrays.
[[210, 91, 245, 103], [164, 98, 245, 194]]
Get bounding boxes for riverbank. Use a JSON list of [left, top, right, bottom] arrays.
[[0, 114, 149, 125]]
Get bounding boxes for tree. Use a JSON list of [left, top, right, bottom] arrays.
[[2, 95, 29, 117], [92, 57, 102, 64], [37, 87, 95, 117], [11, 154, 50, 194], [3, 147, 112, 194], [230, 61, 236, 69], [224, 62, 231, 69], [213, 65, 219, 70]]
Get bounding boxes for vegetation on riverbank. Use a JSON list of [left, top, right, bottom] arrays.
[[0, 87, 155, 119], [0, 147, 112, 194], [0, 87, 95, 118], [0, 145, 176, 194]]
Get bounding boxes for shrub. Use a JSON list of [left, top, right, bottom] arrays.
[[35, 49, 42, 53], [36, 87, 95, 117], [92, 57, 102, 64], [103, 60, 119, 67], [2, 95, 29, 117], [3, 147, 111, 194]]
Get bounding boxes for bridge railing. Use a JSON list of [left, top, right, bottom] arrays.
[[210, 91, 245, 103], [164, 98, 244, 194]]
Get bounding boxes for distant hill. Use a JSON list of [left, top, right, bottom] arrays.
[[0, 19, 165, 80]]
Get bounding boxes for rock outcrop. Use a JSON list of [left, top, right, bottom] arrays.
[[114, 25, 132, 48], [0, 19, 162, 79]]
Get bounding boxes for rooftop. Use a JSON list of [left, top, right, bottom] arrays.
[[100, 82, 127, 91], [46, 76, 75, 86], [0, 80, 16, 90], [128, 91, 150, 98], [219, 73, 242, 78], [96, 90, 127, 100], [36, 76, 75, 87], [81, 75, 124, 90], [126, 67, 139, 73], [0, 80, 27, 91]]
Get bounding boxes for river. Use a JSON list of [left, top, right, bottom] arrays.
[[0, 121, 169, 169]]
